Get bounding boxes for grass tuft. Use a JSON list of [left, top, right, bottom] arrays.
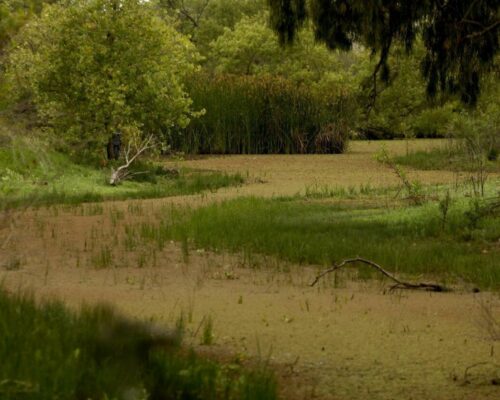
[[394, 147, 500, 172]]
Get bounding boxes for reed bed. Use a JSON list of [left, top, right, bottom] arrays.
[[176, 74, 354, 154]]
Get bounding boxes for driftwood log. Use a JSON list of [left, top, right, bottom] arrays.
[[310, 257, 449, 292]]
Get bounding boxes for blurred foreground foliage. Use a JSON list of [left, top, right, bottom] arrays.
[[0, 287, 277, 400]]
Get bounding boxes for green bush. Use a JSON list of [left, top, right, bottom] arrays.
[[411, 106, 454, 138], [176, 74, 352, 154]]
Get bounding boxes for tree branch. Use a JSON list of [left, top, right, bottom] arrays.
[[109, 134, 155, 185], [165, 0, 210, 30], [464, 20, 500, 40], [461, 0, 480, 23], [365, 40, 392, 117], [310, 257, 449, 292]]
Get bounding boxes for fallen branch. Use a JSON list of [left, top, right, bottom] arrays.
[[109, 134, 155, 185], [463, 361, 500, 385], [310, 257, 449, 292]]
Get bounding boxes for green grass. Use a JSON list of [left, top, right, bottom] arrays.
[[0, 287, 277, 400], [302, 182, 398, 200], [394, 147, 500, 172], [0, 134, 244, 210], [156, 196, 500, 289]]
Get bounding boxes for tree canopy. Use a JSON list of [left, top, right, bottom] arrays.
[[268, 0, 500, 105], [0, 0, 56, 54], [5, 0, 201, 155], [1, 0, 498, 154]]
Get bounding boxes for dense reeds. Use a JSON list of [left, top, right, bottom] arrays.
[[176, 74, 353, 154]]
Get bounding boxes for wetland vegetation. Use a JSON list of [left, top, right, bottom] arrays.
[[1, 1, 499, 399]]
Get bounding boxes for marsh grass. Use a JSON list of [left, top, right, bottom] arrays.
[[0, 132, 244, 210], [302, 183, 397, 200], [201, 316, 215, 346], [157, 196, 500, 289], [394, 147, 500, 172], [0, 288, 277, 400], [91, 245, 113, 269], [1, 167, 244, 210], [178, 74, 353, 154]]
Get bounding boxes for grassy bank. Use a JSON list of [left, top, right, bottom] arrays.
[[153, 195, 499, 289], [394, 147, 500, 172], [0, 287, 277, 400], [0, 134, 244, 209]]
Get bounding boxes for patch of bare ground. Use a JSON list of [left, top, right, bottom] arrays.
[[1, 140, 499, 399]]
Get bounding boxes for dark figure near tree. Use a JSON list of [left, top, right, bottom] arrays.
[[107, 131, 122, 160]]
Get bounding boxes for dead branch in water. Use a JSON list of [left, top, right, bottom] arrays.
[[310, 257, 449, 292], [462, 361, 500, 385]]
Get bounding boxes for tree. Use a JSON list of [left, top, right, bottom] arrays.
[[209, 14, 278, 74], [155, 0, 265, 56], [209, 13, 358, 84], [0, 0, 57, 55], [267, 0, 499, 105], [5, 0, 201, 157]]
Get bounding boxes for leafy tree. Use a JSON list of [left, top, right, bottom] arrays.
[[209, 14, 277, 74], [268, 0, 499, 105], [356, 44, 457, 138], [0, 0, 56, 109], [155, 0, 265, 56], [5, 0, 201, 157], [209, 15, 458, 139], [209, 14, 357, 84], [0, 0, 56, 54]]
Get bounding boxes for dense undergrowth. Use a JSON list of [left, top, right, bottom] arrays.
[[0, 287, 277, 400], [0, 133, 243, 210], [153, 191, 500, 289]]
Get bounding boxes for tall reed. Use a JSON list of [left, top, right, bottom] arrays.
[[176, 74, 353, 154]]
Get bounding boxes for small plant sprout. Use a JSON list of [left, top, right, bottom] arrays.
[[201, 316, 214, 345], [439, 190, 453, 230]]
